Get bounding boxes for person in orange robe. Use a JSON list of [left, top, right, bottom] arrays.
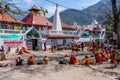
[[27, 56, 34, 65], [18, 49, 24, 55], [95, 53, 102, 63], [43, 56, 49, 64], [101, 53, 107, 61], [69, 54, 76, 64], [84, 56, 91, 65], [106, 51, 110, 59], [89, 46, 93, 51], [111, 54, 118, 66], [22, 47, 30, 54]]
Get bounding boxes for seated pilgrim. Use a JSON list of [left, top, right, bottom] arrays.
[[69, 54, 77, 64], [111, 54, 118, 65], [0, 46, 6, 61], [95, 53, 102, 63], [58, 54, 69, 64], [22, 47, 30, 54], [90, 54, 96, 65], [36, 56, 49, 65], [84, 56, 91, 66], [42, 56, 49, 64], [18, 48, 24, 54], [27, 56, 34, 65], [0, 63, 8, 67], [16, 56, 24, 66], [19, 47, 30, 54]]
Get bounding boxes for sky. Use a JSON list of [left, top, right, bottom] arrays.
[[13, 0, 101, 18]]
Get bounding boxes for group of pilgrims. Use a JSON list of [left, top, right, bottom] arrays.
[[0, 46, 49, 67], [59, 40, 119, 67], [0, 40, 119, 67]]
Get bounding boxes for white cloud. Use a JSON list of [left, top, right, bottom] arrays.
[[24, 0, 34, 4], [12, 0, 34, 8], [25, 0, 34, 5]]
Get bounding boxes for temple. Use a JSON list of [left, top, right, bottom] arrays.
[[47, 5, 79, 45]]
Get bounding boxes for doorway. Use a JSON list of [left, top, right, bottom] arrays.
[[32, 39, 38, 50]]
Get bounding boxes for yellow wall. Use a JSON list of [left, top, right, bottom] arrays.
[[14, 26, 21, 30]]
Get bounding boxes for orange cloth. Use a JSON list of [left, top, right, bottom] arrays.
[[111, 54, 118, 65], [101, 54, 107, 61], [43, 56, 49, 64], [85, 57, 91, 65], [27, 56, 34, 65], [95, 53, 102, 63], [89, 47, 93, 51], [23, 50, 30, 54], [111, 57, 118, 64], [1, 54, 6, 61], [19, 49, 24, 54]]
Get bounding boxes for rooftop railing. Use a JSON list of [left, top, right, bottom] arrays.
[[0, 29, 26, 35], [41, 30, 78, 35]]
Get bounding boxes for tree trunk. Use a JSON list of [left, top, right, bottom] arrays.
[[111, 0, 120, 46], [111, 0, 119, 34]]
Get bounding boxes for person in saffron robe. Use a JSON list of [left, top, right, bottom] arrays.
[[95, 53, 102, 63], [106, 51, 110, 59], [89, 46, 93, 51], [69, 54, 76, 64], [100, 43, 104, 49], [27, 56, 34, 65], [84, 56, 91, 65], [0, 63, 8, 67], [101, 53, 107, 61], [18, 49, 24, 55], [43, 56, 49, 64], [22, 47, 30, 54], [111, 54, 118, 66]]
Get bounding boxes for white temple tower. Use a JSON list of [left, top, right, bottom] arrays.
[[52, 4, 63, 32]]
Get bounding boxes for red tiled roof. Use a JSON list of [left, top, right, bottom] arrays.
[[47, 34, 79, 39], [28, 5, 40, 11], [22, 13, 53, 27], [61, 23, 76, 30], [0, 14, 20, 23]]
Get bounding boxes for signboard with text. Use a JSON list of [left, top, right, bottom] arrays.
[[3, 40, 23, 47]]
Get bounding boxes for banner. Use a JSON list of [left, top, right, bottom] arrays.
[[3, 40, 23, 48]]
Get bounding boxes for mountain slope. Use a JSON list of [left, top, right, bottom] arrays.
[[49, 0, 117, 25]]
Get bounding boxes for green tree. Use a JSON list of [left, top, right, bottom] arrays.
[[0, 0, 48, 16]]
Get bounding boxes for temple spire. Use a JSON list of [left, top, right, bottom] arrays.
[[52, 4, 62, 32]]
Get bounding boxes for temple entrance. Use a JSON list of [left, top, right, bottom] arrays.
[[25, 27, 41, 50], [32, 39, 37, 50]]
